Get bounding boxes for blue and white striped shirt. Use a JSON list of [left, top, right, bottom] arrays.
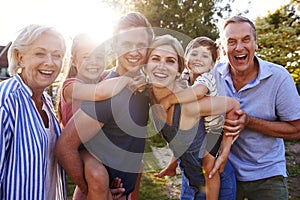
[[0, 74, 66, 200]]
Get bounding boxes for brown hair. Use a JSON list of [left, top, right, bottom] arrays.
[[113, 12, 154, 45], [185, 36, 220, 63]]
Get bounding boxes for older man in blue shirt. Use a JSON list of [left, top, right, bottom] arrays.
[[212, 15, 300, 200]]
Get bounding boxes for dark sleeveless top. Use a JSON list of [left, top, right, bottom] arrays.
[[153, 104, 206, 158], [152, 104, 207, 188]]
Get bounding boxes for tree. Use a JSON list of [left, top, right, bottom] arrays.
[[103, 0, 239, 45], [255, 0, 300, 83]]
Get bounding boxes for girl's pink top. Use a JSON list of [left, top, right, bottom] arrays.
[[60, 78, 84, 126]]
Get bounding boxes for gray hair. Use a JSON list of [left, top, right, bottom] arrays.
[[222, 15, 257, 41], [7, 24, 66, 76]]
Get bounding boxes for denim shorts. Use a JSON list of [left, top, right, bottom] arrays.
[[180, 160, 236, 200], [178, 150, 205, 190]]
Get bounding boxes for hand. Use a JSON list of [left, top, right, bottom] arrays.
[[223, 109, 247, 142], [208, 153, 227, 179], [127, 75, 147, 94], [110, 177, 125, 200]]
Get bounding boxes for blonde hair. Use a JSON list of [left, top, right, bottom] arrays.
[[7, 24, 66, 76]]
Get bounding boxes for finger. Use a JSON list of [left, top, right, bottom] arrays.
[[225, 130, 240, 137], [209, 163, 219, 179], [111, 187, 125, 195], [218, 164, 225, 173], [224, 118, 239, 126], [235, 109, 246, 117], [223, 125, 240, 133]]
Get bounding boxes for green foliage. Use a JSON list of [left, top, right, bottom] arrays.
[[255, 0, 300, 83], [133, 0, 219, 40], [103, 0, 243, 42]]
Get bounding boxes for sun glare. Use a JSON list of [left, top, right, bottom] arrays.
[[0, 0, 121, 45], [56, 1, 121, 42]]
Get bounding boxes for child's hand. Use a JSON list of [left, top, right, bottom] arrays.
[[110, 177, 125, 200]]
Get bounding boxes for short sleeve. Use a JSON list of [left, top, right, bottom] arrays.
[[81, 99, 113, 124]]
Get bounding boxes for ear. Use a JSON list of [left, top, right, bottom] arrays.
[[71, 56, 77, 67], [16, 50, 24, 67], [255, 44, 258, 51], [222, 46, 226, 56]]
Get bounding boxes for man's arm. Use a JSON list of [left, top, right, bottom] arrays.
[[223, 110, 300, 140], [245, 115, 300, 140], [55, 109, 103, 194]]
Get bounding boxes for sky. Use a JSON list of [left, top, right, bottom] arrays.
[[0, 0, 290, 46]]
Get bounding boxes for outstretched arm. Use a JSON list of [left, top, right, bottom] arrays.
[[160, 84, 208, 110], [64, 76, 132, 103], [55, 109, 103, 194]]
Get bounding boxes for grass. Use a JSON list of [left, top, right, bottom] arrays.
[[66, 129, 300, 199]]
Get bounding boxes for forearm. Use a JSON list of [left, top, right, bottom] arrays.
[[208, 134, 233, 177], [246, 116, 300, 140], [218, 134, 233, 160], [166, 85, 207, 104], [95, 77, 131, 100], [55, 140, 87, 193]]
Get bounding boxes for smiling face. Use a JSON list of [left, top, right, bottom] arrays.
[[18, 32, 65, 92], [145, 44, 179, 88], [186, 46, 215, 76], [222, 22, 258, 72], [73, 40, 105, 83], [114, 28, 150, 76]]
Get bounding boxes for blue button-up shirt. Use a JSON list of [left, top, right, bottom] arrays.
[[212, 56, 300, 181], [0, 74, 66, 200]]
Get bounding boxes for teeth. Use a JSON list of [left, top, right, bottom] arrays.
[[236, 55, 246, 58], [154, 72, 167, 78], [193, 63, 202, 67], [40, 70, 53, 75], [128, 58, 139, 63], [87, 69, 98, 72]]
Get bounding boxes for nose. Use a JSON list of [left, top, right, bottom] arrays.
[[236, 41, 244, 51], [157, 60, 167, 69], [128, 44, 141, 55], [44, 54, 55, 66]]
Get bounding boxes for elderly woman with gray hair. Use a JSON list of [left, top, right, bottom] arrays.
[[0, 24, 67, 200]]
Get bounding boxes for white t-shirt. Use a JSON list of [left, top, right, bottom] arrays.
[[43, 103, 59, 200]]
